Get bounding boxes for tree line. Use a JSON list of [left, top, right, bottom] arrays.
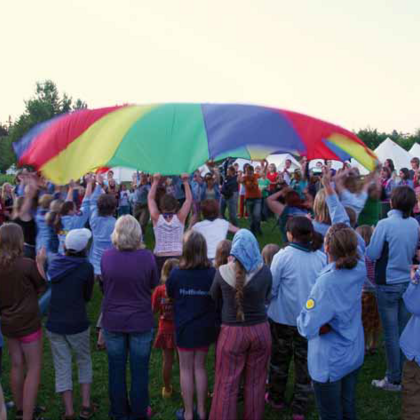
[[0, 80, 419, 173]]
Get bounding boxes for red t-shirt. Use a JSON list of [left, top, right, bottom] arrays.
[[152, 284, 175, 333], [243, 174, 262, 199], [267, 172, 278, 192]]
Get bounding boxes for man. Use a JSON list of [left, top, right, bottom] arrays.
[[281, 159, 292, 185], [132, 173, 151, 236], [220, 166, 239, 226]]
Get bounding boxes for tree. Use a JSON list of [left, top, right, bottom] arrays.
[[0, 80, 87, 172]]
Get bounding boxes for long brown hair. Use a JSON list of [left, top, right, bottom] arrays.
[[325, 224, 359, 269], [214, 239, 232, 268], [179, 231, 211, 270], [234, 259, 246, 322], [0, 223, 24, 267]]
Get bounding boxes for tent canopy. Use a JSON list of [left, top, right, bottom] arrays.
[[409, 143, 420, 158], [374, 138, 412, 171]]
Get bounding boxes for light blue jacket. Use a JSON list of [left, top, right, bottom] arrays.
[[268, 243, 327, 326], [89, 186, 116, 275], [366, 210, 419, 285], [58, 198, 91, 254], [400, 279, 420, 366], [35, 208, 54, 252], [297, 260, 365, 382], [339, 189, 368, 217]]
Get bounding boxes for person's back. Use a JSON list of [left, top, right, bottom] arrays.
[[212, 264, 271, 325], [153, 214, 184, 255], [101, 247, 159, 333], [47, 254, 94, 334], [269, 245, 326, 326]]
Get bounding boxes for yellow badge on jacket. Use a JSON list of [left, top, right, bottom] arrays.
[[306, 299, 315, 310]]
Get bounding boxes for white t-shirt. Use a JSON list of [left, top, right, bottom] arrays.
[[192, 218, 230, 259]]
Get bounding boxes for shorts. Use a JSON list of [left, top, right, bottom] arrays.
[[18, 329, 42, 344], [178, 346, 209, 353]]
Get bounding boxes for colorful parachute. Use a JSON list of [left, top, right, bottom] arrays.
[[14, 103, 378, 185]]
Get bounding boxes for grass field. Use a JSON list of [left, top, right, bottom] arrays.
[[1, 218, 402, 419]]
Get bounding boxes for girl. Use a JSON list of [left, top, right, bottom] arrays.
[[367, 186, 418, 391], [214, 239, 232, 269], [152, 258, 179, 399], [398, 168, 414, 188], [267, 217, 326, 420], [0, 223, 47, 420], [381, 166, 396, 201], [356, 225, 380, 355], [297, 224, 366, 420], [166, 231, 217, 420], [46, 229, 95, 420], [148, 173, 192, 276], [209, 230, 272, 420], [261, 243, 280, 268]]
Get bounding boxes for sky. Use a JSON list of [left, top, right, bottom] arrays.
[[1, 0, 419, 134]]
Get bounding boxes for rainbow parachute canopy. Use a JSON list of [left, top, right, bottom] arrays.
[[14, 103, 378, 184]]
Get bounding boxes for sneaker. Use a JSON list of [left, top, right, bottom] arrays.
[[162, 385, 173, 399], [264, 392, 285, 410], [371, 377, 401, 392]]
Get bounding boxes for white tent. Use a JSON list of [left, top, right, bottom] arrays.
[[109, 167, 137, 183], [308, 159, 343, 171], [266, 153, 300, 171], [374, 138, 413, 171], [409, 143, 420, 158]]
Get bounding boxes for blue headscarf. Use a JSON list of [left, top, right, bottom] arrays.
[[230, 229, 263, 273]]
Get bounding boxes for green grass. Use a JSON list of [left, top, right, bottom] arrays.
[[1, 218, 401, 419]]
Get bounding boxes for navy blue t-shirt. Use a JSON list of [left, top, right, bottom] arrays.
[[166, 267, 217, 348]]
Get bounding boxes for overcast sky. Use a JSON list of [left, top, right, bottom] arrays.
[[1, 0, 419, 133]]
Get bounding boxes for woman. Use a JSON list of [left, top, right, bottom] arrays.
[[209, 229, 272, 420], [0, 223, 47, 420], [46, 228, 95, 420], [381, 166, 396, 202], [1, 182, 14, 220], [191, 199, 239, 261], [148, 173, 192, 275], [101, 215, 159, 420], [200, 171, 221, 202], [166, 231, 217, 420], [398, 168, 414, 188], [297, 225, 365, 420]]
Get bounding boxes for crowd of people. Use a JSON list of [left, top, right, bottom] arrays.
[[0, 155, 419, 420]]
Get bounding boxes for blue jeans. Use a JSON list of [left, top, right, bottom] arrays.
[[313, 369, 359, 420], [103, 329, 153, 420], [245, 198, 262, 234], [376, 283, 410, 383], [220, 192, 239, 226]]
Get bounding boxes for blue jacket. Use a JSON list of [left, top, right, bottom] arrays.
[[297, 260, 365, 382], [35, 208, 56, 253], [400, 279, 420, 366], [366, 210, 419, 285], [339, 189, 368, 217], [58, 198, 91, 254], [200, 184, 221, 202], [89, 186, 116, 275], [268, 243, 327, 326], [46, 255, 94, 335]]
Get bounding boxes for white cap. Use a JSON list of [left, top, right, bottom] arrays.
[[65, 228, 92, 252]]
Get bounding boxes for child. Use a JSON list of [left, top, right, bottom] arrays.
[[367, 186, 419, 391], [261, 243, 280, 268], [400, 267, 420, 420], [152, 258, 179, 399], [356, 225, 380, 355], [214, 239, 232, 269], [46, 229, 95, 420], [166, 231, 217, 420], [297, 224, 366, 420], [266, 217, 326, 420], [117, 184, 131, 216]]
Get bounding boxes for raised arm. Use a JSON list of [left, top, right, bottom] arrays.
[[266, 189, 286, 217], [177, 174, 193, 224], [148, 173, 161, 224], [18, 175, 38, 221]]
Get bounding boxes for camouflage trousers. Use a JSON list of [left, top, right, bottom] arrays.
[[268, 321, 312, 415]]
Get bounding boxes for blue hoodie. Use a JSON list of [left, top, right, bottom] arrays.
[[35, 208, 57, 253], [366, 210, 419, 285], [297, 260, 365, 382], [46, 255, 94, 335], [400, 278, 420, 366]]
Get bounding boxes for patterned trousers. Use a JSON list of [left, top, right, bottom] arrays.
[[268, 321, 311, 415], [209, 322, 271, 420]]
